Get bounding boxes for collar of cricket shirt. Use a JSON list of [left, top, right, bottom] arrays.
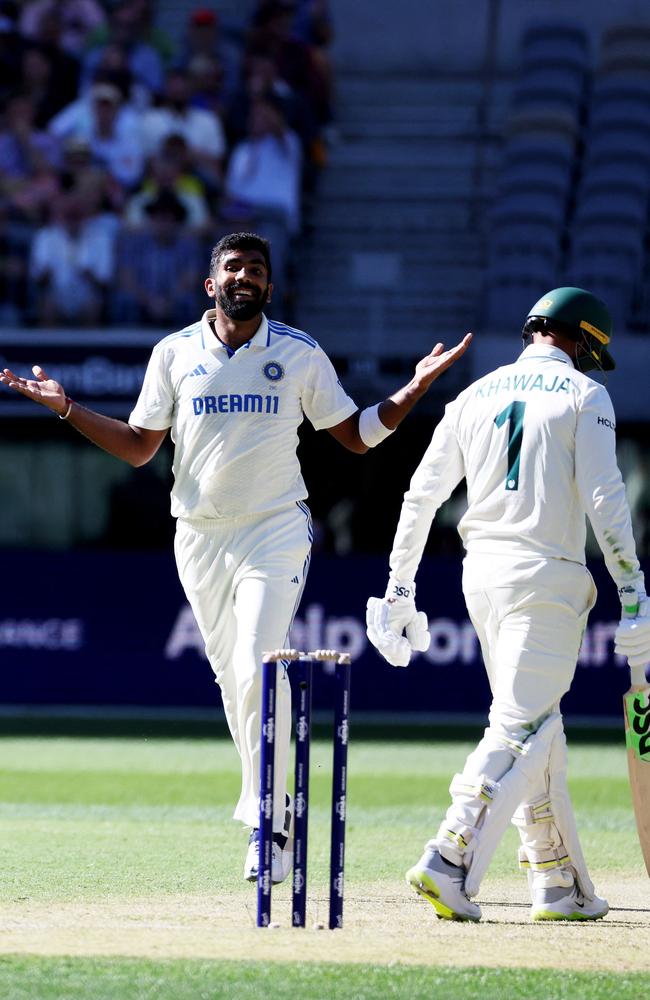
[[518, 343, 574, 368], [201, 310, 269, 354]]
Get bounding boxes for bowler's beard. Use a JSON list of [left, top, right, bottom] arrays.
[[217, 282, 269, 320]]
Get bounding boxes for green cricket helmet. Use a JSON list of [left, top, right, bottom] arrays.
[[522, 286, 615, 373]]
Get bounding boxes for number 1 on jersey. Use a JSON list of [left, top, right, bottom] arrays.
[[494, 401, 526, 491]]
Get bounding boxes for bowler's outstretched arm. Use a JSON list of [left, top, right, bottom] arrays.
[[0, 365, 167, 466], [327, 332, 472, 453]]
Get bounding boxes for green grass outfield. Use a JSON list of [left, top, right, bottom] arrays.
[[0, 732, 647, 999], [1, 956, 648, 1000]]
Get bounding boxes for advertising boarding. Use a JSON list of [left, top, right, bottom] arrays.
[[0, 551, 639, 721]]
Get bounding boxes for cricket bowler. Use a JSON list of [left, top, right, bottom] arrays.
[[0, 231, 471, 887], [367, 286, 648, 921]]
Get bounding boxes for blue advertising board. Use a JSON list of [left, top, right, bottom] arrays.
[[0, 551, 639, 720], [0, 331, 158, 418]]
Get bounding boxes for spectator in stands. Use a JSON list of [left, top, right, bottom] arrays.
[[20, 0, 106, 57], [124, 149, 211, 233], [81, 0, 168, 100], [247, 1, 332, 130], [112, 189, 202, 327], [0, 90, 61, 226], [224, 97, 302, 233], [68, 162, 122, 240], [20, 6, 82, 104], [0, 196, 31, 323], [4, 161, 60, 227], [48, 81, 144, 190], [176, 8, 242, 107], [0, 0, 28, 104], [222, 97, 302, 314], [152, 132, 213, 216], [187, 53, 228, 120], [293, 0, 333, 47], [29, 188, 115, 325], [58, 135, 123, 213], [85, 42, 150, 109], [292, 0, 334, 125], [0, 89, 60, 189], [123, 0, 174, 64], [224, 47, 316, 155], [20, 41, 79, 127], [141, 68, 226, 193]]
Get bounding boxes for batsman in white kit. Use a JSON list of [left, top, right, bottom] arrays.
[[0, 231, 471, 886], [367, 286, 649, 921]]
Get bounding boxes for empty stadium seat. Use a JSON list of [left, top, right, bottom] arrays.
[[565, 263, 636, 322], [589, 97, 650, 131], [589, 126, 650, 160], [491, 221, 562, 261], [500, 158, 572, 197], [574, 187, 648, 227], [580, 154, 650, 198], [600, 23, 650, 71], [570, 223, 645, 268], [520, 21, 590, 72], [507, 106, 579, 139], [513, 64, 587, 113], [486, 276, 557, 328], [491, 188, 567, 228]]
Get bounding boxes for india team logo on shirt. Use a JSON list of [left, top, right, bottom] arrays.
[[262, 360, 285, 382]]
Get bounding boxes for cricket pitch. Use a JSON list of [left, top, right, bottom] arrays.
[[0, 875, 647, 971]]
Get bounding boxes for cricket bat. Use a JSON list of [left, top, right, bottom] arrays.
[[622, 649, 650, 876]]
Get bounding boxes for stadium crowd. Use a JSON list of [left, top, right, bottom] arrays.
[[0, 0, 334, 326]]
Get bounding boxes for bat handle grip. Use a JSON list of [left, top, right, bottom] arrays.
[[620, 585, 640, 618]]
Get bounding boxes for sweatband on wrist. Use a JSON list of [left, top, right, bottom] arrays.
[[358, 403, 394, 448]]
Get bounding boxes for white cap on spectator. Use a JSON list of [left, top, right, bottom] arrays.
[[91, 83, 122, 104]]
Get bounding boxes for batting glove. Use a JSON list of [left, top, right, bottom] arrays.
[[615, 586, 650, 669], [366, 577, 431, 668]]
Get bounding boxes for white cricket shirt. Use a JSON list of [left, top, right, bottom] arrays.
[[129, 311, 358, 520], [390, 344, 642, 591]]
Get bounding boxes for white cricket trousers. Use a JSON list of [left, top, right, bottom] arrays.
[[462, 554, 597, 740], [435, 554, 597, 881], [174, 502, 312, 830]]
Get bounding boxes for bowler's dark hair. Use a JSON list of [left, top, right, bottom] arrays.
[[209, 232, 272, 279]]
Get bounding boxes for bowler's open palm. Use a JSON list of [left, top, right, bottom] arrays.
[[413, 332, 472, 391], [0, 365, 67, 416]]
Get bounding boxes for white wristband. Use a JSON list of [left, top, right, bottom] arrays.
[[358, 403, 394, 448]]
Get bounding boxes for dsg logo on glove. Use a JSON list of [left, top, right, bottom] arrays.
[[366, 577, 431, 668]]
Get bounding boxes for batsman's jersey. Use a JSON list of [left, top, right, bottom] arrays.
[[129, 311, 357, 519], [390, 344, 641, 590]]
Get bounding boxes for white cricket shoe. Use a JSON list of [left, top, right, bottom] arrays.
[[406, 847, 481, 922], [244, 795, 293, 885], [531, 883, 609, 921], [244, 831, 289, 884]]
